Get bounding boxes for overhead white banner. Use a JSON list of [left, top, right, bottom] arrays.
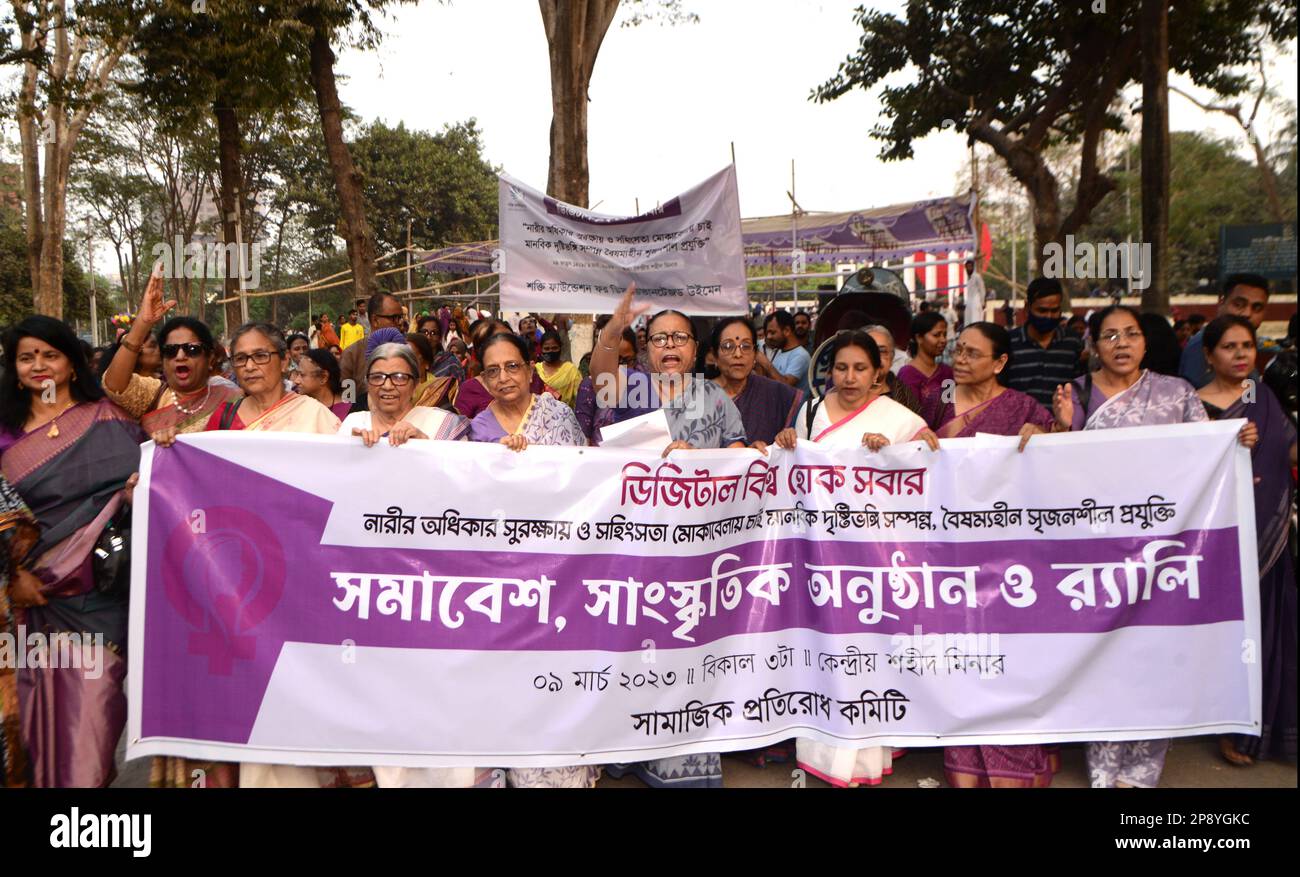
[[497, 165, 747, 315]]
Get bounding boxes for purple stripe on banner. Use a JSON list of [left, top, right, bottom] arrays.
[[140, 441, 1242, 744]]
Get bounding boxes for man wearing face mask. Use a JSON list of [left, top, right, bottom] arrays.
[[1005, 277, 1086, 407]]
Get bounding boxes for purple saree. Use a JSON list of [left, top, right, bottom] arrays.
[[0, 399, 143, 787], [934, 387, 1056, 787], [1205, 385, 1297, 761]]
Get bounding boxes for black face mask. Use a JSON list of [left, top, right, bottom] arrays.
[[541, 351, 561, 364], [703, 363, 722, 380]]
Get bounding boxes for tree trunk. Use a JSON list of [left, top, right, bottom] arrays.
[[38, 136, 70, 316], [214, 103, 247, 333], [1140, 0, 1170, 315], [307, 24, 378, 301], [540, 0, 621, 207], [17, 55, 43, 304], [1247, 132, 1286, 223]]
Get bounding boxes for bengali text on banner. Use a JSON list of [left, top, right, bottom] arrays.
[[127, 421, 1260, 768], [497, 165, 747, 315]]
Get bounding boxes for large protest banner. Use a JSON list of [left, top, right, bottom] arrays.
[[498, 165, 747, 315], [128, 422, 1259, 768]]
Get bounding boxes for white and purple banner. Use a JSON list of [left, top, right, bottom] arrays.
[[127, 422, 1260, 768], [498, 165, 747, 315]]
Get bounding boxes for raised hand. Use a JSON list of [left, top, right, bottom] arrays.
[[609, 283, 651, 334], [139, 262, 179, 327]]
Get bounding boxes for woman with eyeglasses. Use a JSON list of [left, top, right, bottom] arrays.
[[909, 322, 1060, 788], [155, 322, 370, 788], [463, 332, 595, 788], [590, 286, 743, 789], [1049, 305, 1253, 788], [1053, 306, 1216, 434], [922, 322, 1056, 451], [711, 316, 802, 445], [591, 285, 748, 461], [102, 268, 242, 437], [340, 342, 469, 446], [455, 319, 548, 420], [468, 333, 584, 449], [535, 330, 582, 409], [0, 316, 144, 787], [1198, 315, 1296, 767], [293, 349, 353, 421]]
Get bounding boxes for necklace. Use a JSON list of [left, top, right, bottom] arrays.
[[173, 384, 212, 416], [42, 399, 77, 438]]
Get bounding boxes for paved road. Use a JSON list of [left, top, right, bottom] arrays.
[[112, 734, 1295, 788]]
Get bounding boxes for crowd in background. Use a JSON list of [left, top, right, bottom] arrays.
[[0, 266, 1295, 789]]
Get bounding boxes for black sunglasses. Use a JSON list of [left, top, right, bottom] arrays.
[[161, 342, 207, 359]]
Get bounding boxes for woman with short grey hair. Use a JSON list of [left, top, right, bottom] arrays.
[[339, 340, 469, 446]]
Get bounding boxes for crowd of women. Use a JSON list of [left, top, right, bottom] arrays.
[[0, 271, 1293, 789]]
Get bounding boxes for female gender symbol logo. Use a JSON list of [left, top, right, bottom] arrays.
[[162, 506, 286, 675]]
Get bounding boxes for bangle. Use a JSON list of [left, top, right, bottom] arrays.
[[121, 337, 140, 354]]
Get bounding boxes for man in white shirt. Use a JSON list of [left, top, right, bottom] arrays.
[[964, 259, 986, 324]]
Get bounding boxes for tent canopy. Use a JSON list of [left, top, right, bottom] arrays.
[[742, 192, 975, 266]]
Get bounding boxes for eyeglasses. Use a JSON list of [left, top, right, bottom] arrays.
[[419, 328, 441, 338], [162, 342, 206, 359], [719, 341, 755, 354], [374, 312, 405, 323], [951, 345, 990, 362], [1098, 329, 1144, 345], [482, 361, 526, 381], [232, 350, 278, 367], [366, 371, 415, 387], [649, 331, 694, 348]]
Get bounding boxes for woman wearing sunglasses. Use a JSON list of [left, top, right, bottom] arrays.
[[102, 266, 241, 436], [340, 343, 469, 446]]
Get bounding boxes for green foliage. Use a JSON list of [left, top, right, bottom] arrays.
[[1082, 131, 1284, 292], [0, 207, 108, 332], [295, 118, 501, 258], [814, 0, 1296, 162]]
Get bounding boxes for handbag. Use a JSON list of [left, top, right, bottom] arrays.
[[91, 502, 132, 601]]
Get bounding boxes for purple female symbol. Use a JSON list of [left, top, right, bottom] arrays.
[[162, 506, 286, 675]]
